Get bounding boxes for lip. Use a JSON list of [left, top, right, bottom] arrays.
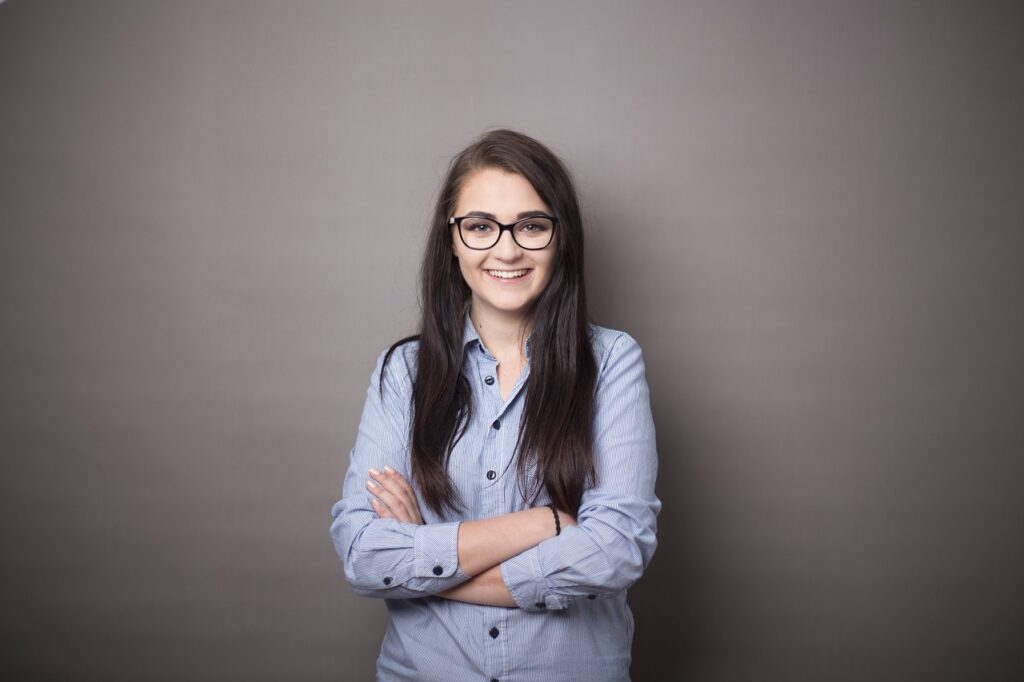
[[484, 269, 533, 284]]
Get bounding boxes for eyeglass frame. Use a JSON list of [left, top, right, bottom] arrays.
[[449, 214, 559, 251]]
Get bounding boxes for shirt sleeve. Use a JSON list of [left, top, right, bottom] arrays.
[[329, 347, 472, 599], [500, 332, 661, 612]]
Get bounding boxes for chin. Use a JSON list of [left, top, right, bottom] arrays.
[[479, 297, 534, 313]]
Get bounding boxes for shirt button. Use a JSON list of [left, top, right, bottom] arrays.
[[587, 594, 596, 600], [489, 626, 499, 638], [491, 679, 499, 682], [484, 375, 495, 385], [534, 602, 545, 608], [433, 565, 443, 576], [486, 470, 496, 480], [491, 420, 500, 430], [383, 576, 392, 585]]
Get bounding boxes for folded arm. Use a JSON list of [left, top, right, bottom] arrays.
[[329, 348, 567, 600], [500, 332, 662, 612]]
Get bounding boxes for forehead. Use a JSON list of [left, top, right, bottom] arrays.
[[454, 167, 551, 218]]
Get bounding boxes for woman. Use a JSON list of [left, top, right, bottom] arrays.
[[329, 129, 660, 681]]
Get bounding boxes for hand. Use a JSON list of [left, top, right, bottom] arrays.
[[366, 465, 424, 525]]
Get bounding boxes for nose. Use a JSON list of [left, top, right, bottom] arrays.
[[492, 228, 523, 258]]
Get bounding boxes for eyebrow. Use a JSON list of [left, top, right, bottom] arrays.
[[463, 210, 552, 220]]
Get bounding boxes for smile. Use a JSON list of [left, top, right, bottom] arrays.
[[485, 269, 532, 282]]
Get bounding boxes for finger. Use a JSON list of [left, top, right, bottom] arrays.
[[378, 467, 422, 520], [368, 470, 408, 511], [371, 497, 397, 519], [383, 465, 418, 502], [369, 493, 400, 520], [366, 479, 415, 522], [369, 469, 419, 520], [379, 470, 422, 523]]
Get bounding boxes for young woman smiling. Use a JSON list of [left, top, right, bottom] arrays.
[[330, 129, 661, 681]]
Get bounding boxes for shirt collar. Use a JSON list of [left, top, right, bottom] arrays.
[[462, 308, 534, 360]]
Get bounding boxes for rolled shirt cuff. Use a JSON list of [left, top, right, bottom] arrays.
[[501, 545, 568, 612], [413, 520, 463, 579]]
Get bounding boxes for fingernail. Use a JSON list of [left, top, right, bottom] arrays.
[[383, 465, 395, 473], [369, 468, 380, 475], [370, 498, 379, 505], [366, 480, 378, 488]]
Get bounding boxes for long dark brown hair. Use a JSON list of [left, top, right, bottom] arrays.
[[380, 128, 598, 519]]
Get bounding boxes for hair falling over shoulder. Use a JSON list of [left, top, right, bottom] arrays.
[[380, 128, 598, 519]]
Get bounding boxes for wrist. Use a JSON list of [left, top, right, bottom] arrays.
[[529, 506, 553, 541]]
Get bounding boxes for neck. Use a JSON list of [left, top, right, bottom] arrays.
[[469, 302, 531, 361]]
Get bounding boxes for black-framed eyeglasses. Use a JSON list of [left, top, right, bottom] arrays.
[[449, 214, 558, 250]]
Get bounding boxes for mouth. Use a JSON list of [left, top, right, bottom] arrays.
[[484, 268, 533, 283]]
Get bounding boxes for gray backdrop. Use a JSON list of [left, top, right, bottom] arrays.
[[1, 1, 1022, 680]]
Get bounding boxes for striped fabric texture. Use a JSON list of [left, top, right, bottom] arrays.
[[329, 310, 661, 681]]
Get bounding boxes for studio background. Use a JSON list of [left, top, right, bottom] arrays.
[[1, 1, 1022, 680]]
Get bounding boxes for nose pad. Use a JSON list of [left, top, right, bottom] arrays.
[[493, 228, 523, 256]]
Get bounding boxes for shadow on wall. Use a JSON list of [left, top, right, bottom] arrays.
[[584, 199, 711, 679]]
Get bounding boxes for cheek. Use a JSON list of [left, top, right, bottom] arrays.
[[456, 258, 471, 280], [454, 251, 480, 279], [537, 255, 556, 281]]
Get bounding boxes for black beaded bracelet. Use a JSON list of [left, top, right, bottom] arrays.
[[545, 503, 561, 536]]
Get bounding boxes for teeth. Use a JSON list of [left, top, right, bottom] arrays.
[[487, 269, 529, 279]]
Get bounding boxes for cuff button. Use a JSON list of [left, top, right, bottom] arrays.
[[383, 576, 392, 585], [534, 602, 545, 608], [587, 594, 596, 600], [432, 565, 443, 575]]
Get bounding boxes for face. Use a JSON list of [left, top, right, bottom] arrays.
[[451, 167, 557, 319]]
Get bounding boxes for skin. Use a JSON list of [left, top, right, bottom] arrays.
[[450, 167, 557, 368], [365, 167, 575, 607]]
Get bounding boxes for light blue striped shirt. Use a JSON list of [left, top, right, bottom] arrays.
[[329, 310, 661, 681]]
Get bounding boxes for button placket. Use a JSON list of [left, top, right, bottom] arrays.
[[480, 356, 502, 518], [487, 413, 501, 516], [492, 361, 531, 490], [485, 618, 502, 680]]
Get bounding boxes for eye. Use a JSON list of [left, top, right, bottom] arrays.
[[518, 220, 551, 233]]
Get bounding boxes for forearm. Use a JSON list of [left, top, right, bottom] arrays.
[[439, 564, 516, 607], [501, 499, 659, 611], [456, 506, 559, 576]]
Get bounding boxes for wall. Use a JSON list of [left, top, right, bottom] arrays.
[[1, 1, 1022, 680]]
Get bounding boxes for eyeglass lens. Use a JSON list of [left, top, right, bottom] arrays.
[[460, 217, 554, 250]]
